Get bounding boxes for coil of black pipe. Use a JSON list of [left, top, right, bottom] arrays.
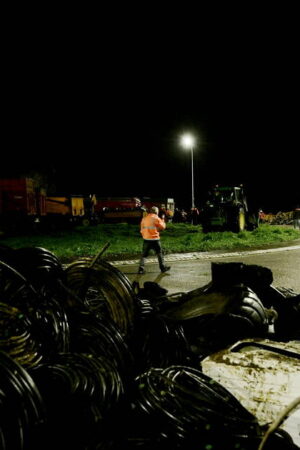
[[65, 258, 137, 338]]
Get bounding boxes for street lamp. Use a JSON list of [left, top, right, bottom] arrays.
[[180, 133, 196, 210]]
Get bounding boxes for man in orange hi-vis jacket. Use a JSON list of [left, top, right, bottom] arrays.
[[138, 206, 171, 274]]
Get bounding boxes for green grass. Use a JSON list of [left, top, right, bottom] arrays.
[[1, 223, 300, 263]]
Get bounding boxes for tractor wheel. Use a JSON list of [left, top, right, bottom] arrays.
[[237, 208, 246, 231], [232, 208, 246, 232], [81, 218, 90, 227]]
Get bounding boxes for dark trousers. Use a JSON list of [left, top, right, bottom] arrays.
[[139, 239, 166, 270]]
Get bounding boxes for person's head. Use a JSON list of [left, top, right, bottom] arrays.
[[150, 206, 159, 215]]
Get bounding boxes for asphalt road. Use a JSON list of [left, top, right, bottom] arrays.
[[113, 240, 300, 295]]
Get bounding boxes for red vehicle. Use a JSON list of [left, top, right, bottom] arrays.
[[0, 177, 97, 233], [94, 197, 143, 223], [0, 178, 46, 232], [95, 197, 141, 211]]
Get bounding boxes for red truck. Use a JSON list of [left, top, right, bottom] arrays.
[[0, 178, 46, 232], [0, 178, 97, 233], [94, 197, 143, 223]]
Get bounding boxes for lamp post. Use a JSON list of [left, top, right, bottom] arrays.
[[180, 133, 196, 212]]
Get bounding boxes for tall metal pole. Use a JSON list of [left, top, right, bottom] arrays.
[[180, 133, 196, 222], [191, 146, 195, 209]]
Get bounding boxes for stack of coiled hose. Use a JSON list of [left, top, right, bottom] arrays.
[[29, 352, 125, 449], [0, 351, 46, 450], [65, 258, 136, 338], [126, 365, 262, 449], [0, 245, 299, 449]]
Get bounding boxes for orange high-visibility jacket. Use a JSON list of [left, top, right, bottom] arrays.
[[140, 213, 166, 240]]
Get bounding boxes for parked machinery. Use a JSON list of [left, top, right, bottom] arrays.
[[200, 185, 258, 233], [0, 177, 174, 230], [0, 178, 97, 233], [0, 178, 46, 233], [44, 194, 97, 228], [94, 197, 144, 223]]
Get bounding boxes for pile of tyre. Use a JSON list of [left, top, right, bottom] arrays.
[[0, 244, 299, 450]]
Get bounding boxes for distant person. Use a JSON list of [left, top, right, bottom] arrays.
[[173, 208, 182, 223], [191, 207, 200, 225], [138, 206, 171, 274], [165, 208, 174, 222], [294, 205, 300, 229], [258, 209, 266, 224]]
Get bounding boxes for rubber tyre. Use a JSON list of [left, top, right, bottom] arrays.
[[81, 218, 90, 227], [231, 208, 245, 232], [238, 208, 246, 231]]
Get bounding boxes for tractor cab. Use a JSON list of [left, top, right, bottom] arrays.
[[208, 186, 247, 208]]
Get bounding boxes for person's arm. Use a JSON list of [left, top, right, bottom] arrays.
[[140, 217, 145, 234], [155, 216, 166, 231]]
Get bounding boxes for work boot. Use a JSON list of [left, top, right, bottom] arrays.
[[161, 266, 171, 273], [138, 267, 145, 274]]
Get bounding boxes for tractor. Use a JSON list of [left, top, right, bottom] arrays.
[[200, 185, 258, 233]]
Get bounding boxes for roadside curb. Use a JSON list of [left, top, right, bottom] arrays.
[[110, 244, 300, 267]]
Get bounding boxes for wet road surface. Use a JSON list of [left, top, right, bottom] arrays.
[[113, 240, 300, 294]]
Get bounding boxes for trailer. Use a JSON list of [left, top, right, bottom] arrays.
[[43, 194, 97, 228], [0, 178, 46, 233], [0, 177, 97, 233]]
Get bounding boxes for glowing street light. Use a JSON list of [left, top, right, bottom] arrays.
[[180, 133, 196, 210]]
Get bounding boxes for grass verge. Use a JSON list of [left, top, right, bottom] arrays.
[[1, 223, 300, 263]]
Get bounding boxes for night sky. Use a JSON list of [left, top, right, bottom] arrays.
[[2, 20, 299, 213]]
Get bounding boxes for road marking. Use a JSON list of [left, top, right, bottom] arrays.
[[110, 244, 300, 266]]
